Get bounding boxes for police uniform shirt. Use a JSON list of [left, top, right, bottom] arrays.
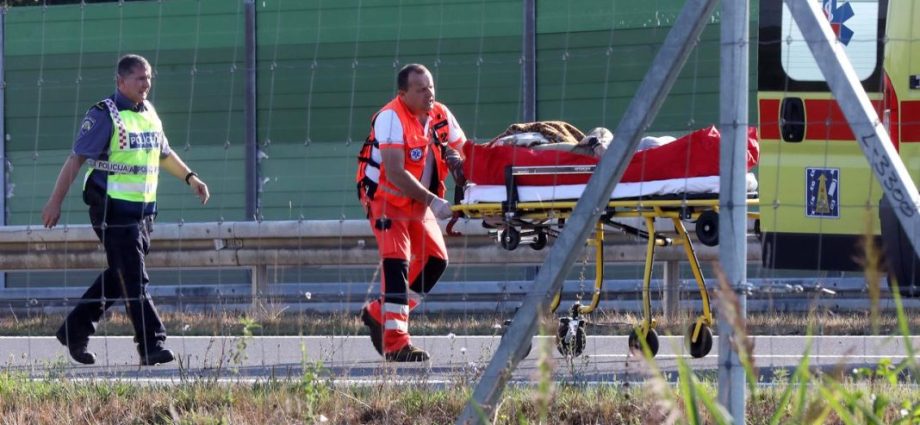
[[74, 90, 172, 217]]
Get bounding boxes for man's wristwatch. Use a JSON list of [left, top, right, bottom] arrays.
[[185, 171, 199, 185]]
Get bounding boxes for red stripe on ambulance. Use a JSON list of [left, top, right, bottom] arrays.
[[900, 101, 920, 143], [757, 98, 887, 142], [759, 99, 781, 140], [803, 99, 885, 141]]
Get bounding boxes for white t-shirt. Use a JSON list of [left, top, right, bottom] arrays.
[[371, 105, 466, 188]]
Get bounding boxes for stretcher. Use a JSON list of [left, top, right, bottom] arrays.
[[450, 164, 760, 359]]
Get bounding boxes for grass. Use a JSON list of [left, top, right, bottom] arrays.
[[1, 298, 916, 424], [1, 304, 917, 425], [3, 221, 919, 423], [2, 309, 919, 337], [619, 219, 920, 425], [0, 372, 917, 424]]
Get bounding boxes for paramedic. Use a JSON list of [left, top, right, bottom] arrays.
[[41, 54, 210, 366], [355, 64, 467, 362]]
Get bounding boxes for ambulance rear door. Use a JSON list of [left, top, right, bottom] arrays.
[[758, 0, 887, 271]]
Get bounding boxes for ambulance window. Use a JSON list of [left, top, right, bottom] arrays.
[[781, 0, 879, 82]]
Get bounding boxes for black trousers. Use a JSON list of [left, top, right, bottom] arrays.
[[60, 202, 166, 352]]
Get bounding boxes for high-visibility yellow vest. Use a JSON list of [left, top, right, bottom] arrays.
[[84, 98, 163, 203]]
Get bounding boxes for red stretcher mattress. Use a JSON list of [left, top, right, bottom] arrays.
[[462, 126, 759, 186]]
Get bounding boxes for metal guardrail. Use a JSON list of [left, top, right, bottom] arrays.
[[3, 277, 901, 314], [0, 219, 760, 270], [0, 219, 765, 313]]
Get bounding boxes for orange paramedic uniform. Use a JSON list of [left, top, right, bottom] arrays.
[[356, 96, 464, 353]]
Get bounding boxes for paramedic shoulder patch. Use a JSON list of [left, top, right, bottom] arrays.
[[79, 117, 96, 135], [409, 147, 424, 161], [805, 167, 839, 218]]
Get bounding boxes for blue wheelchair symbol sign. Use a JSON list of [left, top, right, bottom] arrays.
[[806, 167, 839, 218]]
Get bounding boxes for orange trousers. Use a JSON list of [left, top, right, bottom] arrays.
[[366, 197, 448, 353]]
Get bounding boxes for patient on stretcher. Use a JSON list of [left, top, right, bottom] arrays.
[[485, 121, 676, 158], [488, 121, 606, 157], [456, 122, 760, 203]]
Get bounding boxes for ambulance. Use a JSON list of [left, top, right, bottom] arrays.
[[757, 0, 920, 295]]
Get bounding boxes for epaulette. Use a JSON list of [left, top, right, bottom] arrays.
[[90, 100, 107, 112]]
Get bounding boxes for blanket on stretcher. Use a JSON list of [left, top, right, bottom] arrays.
[[462, 125, 759, 186]]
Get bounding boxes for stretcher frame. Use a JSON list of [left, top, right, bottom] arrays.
[[452, 164, 760, 357]]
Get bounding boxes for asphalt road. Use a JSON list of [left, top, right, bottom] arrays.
[[1, 334, 915, 384]]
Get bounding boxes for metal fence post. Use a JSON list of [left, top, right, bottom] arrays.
[[522, 0, 535, 122], [0, 8, 7, 290], [244, 0, 258, 221], [662, 260, 680, 321], [243, 0, 260, 299], [717, 0, 750, 422], [251, 264, 268, 311]]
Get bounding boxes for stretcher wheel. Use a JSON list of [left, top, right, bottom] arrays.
[[695, 210, 719, 247], [686, 324, 713, 358], [555, 317, 586, 357], [628, 328, 659, 357], [499, 227, 520, 250], [531, 231, 548, 250]]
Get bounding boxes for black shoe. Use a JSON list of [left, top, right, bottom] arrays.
[[360, 305, 384, 356], [385, 344, 430, 362], [55, 326, 96, 365], [139, 348, 175, 366]]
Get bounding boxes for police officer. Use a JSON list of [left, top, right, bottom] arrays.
[[42, 54, 210, 366]]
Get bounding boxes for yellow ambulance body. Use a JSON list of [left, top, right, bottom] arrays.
[[757, 0, 920, 290]]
